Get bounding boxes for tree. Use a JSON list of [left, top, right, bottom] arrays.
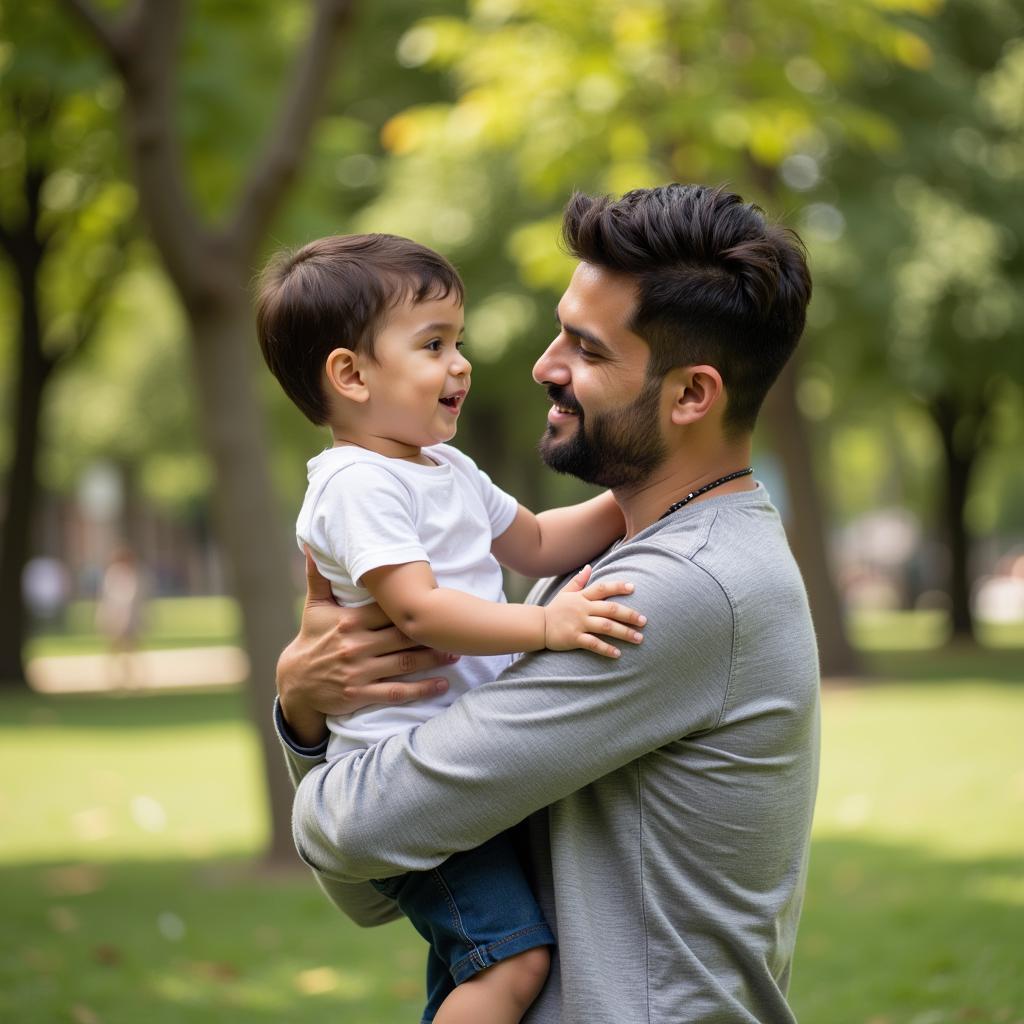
[[59, 0, 357, 864], [818, 0, 1024, 640], [361, 0, 940, 674], [0, 7, 134, 685]]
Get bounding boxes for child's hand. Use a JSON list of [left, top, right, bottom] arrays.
[[542, 565, 646, 658]]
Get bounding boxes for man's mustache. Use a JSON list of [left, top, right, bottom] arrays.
[[545, 385, 582, 416]]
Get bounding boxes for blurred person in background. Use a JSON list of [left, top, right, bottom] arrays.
[[22, 556, 71, 629], [96, 545, 145, 685]]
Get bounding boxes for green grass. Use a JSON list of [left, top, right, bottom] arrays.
[[3, 639, 1023, 1022]]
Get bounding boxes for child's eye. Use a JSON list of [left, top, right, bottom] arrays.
[[425, 339, 443, 352]]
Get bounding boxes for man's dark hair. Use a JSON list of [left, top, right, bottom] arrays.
[[561, 184, 811, 433], [255, 234, 464, 425]]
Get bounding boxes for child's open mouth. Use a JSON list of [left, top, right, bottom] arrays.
[[439, 390, 465, 411]]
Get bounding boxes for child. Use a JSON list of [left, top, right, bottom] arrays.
[[256, 234, 645, 1024]]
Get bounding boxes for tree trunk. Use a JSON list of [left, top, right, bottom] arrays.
[[187, 287, 301, 866], [763, 359, 861, 677], [0, 250, 52, 688], [929, 397, 977, 642]]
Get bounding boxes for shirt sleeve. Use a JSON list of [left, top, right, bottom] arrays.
[[290, 538, 735, 882], [273, 698, 403, 928], [310, 463, 428, 586], [474, 464, 519, 538]]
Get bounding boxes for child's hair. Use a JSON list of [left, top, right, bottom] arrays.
[[256, 234, 465, 425]]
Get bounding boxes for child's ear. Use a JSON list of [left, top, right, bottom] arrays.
[[324, 347, 369, 403]]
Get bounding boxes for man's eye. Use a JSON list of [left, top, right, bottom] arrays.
[[578, 344, 599, 360]]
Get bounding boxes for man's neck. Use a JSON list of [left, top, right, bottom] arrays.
[[614, 438, 755, 539]]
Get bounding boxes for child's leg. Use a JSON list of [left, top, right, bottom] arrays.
[[376, 830, 554, 1023], [434, 946, 550, 1024]]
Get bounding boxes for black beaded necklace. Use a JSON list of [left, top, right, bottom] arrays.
[[659, 467, 754, 520]]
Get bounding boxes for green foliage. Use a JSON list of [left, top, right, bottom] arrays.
[[2, 0, 470, 517], [0, 4, 132, 329], [810, 0, 1024, 531], [354, 0, 960, 506]]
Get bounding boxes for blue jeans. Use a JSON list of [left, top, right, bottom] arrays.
[[371, 830, 554, 1022]]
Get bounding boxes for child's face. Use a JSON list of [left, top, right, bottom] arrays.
[[362, 292, 471, 451]]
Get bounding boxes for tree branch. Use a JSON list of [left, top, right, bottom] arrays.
[[227, 0, 356, 259], [56, 224, 136, 368], [59, 0, 127, 69], [0, 219, 15, 259]]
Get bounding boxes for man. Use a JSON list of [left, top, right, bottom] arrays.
[[275, 184, 821, 1023]]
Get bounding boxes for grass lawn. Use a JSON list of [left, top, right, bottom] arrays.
[[3, 621, 1023, 1022]]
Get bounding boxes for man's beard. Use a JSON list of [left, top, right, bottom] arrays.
[[537, 377, 667, 488]]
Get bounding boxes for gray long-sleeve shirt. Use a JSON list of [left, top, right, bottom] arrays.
[[279, 484, 820, 1023]]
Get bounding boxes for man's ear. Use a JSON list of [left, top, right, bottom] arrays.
[[324, 347, 369, 403], [667, 364, 725, 426]]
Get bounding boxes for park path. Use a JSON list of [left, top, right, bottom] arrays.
[[27, 646, 249, 694]]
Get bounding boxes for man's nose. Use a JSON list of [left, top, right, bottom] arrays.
[[532, 336, 569, 385]]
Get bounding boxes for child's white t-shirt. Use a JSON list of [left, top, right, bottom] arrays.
[[296, 443, 520, 760]]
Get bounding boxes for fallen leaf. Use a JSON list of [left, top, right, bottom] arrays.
[[93, 944, 121, 966], [190, 960, 241, 981], [48, 906, 79, 933], [43, 865, 105, 896], [295, 966, 340, 995]]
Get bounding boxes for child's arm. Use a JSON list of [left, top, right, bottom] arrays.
[[362, 562, 644, 660], [491, 491, 625, 579]]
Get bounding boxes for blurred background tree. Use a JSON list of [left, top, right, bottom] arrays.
[[6, 0, 459, 863], [53, 0, 363, 865], [818, 0, 1024, 640], [0, 5, 134, 686]]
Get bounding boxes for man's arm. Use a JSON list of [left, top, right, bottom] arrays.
[[291, 540, 734, 883]]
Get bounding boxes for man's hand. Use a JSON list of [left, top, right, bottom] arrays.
[[542, 564, 646, 659], [276, 549, 454, 747]]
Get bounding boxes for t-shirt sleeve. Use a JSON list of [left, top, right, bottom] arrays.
[[436, 445, 518, 538], [309, 463, 428, 586], [475, 464, 519, 537]]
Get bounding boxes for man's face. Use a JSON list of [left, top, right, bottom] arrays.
[[532, 263, 667, 488]]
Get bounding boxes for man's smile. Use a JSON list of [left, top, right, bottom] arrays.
[[546, 386, 582, 424]]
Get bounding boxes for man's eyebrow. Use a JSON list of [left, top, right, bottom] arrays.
[[554, 307, 613, 355]]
